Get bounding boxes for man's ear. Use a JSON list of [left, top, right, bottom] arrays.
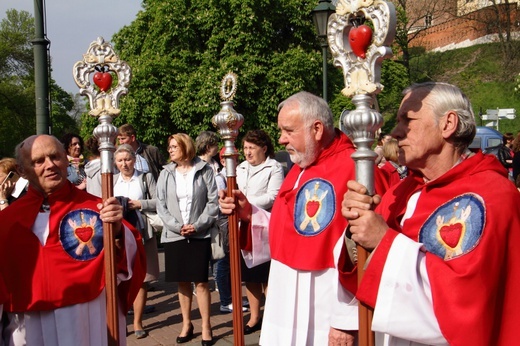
[[312, 120, 325, 141], [441, 111, 459, 139], [16, 164, 26, 179]]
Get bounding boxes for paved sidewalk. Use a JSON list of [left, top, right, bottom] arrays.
[[126, 248, 261, 345]]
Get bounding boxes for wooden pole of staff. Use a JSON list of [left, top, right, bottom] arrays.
[[212, 72, 245, 346], [226, 176, 245, 346], [357, 246, 374, 346], [95, 114, 122, 346], [102, 173, 119, 346]]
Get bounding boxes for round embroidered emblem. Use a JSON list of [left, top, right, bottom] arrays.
[[60, 208, 104, 261], [419, 193, 485, 260], [294, 179, 335, 236]]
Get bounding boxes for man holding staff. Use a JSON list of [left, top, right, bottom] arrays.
[[220, 91, 387, 345], [0, 134, 145, 346], [342, 82, 520, 345]]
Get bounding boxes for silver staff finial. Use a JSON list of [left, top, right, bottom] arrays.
[[212, 72, 244, 177]]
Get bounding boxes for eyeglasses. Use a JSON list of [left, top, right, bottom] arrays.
[[70, 142, 81, 147], [168, 145, 179, 151]]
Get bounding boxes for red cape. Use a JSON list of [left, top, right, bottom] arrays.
[[0, 181, 145, 313], [356, 152, 520, 345], [269, 130, 388, 270]]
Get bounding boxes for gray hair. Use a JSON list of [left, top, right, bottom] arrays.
[[195, 131, 220, 156], [278, 91, 335, 137], [403, 82, 476, 152], [114, 143, 136, 159]]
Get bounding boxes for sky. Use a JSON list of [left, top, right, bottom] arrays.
[[0, 0, 142, 94]]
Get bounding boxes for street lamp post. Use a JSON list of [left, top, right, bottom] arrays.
[[312, 0, 336, 102]]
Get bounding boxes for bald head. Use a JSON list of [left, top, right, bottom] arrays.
[[15, 135, 69, 196]]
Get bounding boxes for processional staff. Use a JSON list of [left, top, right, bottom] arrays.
[[212, 72, 245, 346], [73, 37, 132, 346], [327, 1, 396, 345]]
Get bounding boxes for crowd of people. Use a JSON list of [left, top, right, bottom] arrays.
[[0, 82, 518, 346]]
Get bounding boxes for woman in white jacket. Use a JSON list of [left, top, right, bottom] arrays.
[[236, 129, 284, 335]]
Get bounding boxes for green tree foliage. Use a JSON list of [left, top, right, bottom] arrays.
[[100, 0, 331, 151], [0, 9, 77, 157], [79, 0, 410, 151], [0, 10, 36, 157]]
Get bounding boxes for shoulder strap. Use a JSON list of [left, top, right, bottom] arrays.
[[142, 173, 151, 199]]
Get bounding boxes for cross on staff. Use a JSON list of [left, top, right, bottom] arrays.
[[327, 0, 396, 344], [73, 36, 132, 346]]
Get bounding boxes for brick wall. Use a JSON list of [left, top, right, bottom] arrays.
[[409, 4, 520, 51]]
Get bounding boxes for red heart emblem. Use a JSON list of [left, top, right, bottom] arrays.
[[439, 223, 462, 248], [93, 71, 113, 92], [349, 24, 373, 59], [75, 226, 94, 243], [306, 200, 320, 218]]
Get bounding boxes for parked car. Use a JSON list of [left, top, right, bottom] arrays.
[[482, 145, 500, 158], [469, 126, 503, 152]]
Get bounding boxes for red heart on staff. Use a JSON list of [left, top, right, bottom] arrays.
[[93, 71, 113, 92], [75, 226, 94, 243], [349, 24, 373, 59], [306, 200, 320, 218], [439, 223, 462, 248]]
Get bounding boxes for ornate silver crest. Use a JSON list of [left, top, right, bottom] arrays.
[[72, 37, 131, 117], [328, 0, 396, 97]]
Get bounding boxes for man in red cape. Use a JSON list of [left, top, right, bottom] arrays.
[[342, 82, 520, 345], [220, 91, 387, 345], [0, 135, 146, 346]]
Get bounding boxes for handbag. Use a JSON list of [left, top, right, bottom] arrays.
[[141, 173, 164, 233], [211, 218, 227, 260], [142, 211, 163, 233]]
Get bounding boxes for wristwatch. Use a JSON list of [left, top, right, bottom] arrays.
[[0, 199, 8, 205]]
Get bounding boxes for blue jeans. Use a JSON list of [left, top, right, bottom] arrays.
[[214, 253, 231, 306]]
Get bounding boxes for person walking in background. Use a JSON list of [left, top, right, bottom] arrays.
[[113, 144, 160, 339], [61, 133, 87, 190], [342, 82, 520, 345], [374, 133, 393, 168], [0, 134, 145, 345], [379, 137, 407, 187], [156, 133, 218, 345], [84, 136, 102, 197], [212, 148, 236, 314], [236, 129, 284, 335], [195, 134, 248, 315], [196, 131, 221, 173], [117, 124, 166, 181], [512, 131, 520, 182], [497, 132, 514, 180]]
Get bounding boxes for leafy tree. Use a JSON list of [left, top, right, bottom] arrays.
[[94, 0, 331, 152], [390, 0, 455, 74], [49, 79, 78, 138], [462, 0, 520, 75], [0, 9, 77, 157], [78, 0, 409, 153], [0, 9, 36, 157]]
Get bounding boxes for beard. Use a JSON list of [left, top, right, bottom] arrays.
[[287, 130, 319, 168]]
